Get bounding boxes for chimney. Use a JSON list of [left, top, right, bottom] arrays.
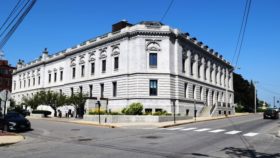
[[112, 20, 132, 32]]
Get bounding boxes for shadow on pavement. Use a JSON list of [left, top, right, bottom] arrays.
[[221, 147, 280, 158]]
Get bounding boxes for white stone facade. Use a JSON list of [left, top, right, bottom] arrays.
[[11, 21, 234, 116]]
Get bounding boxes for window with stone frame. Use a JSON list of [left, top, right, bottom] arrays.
[[149, 80, 158, 96]]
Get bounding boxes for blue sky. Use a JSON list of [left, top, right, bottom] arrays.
[[1, 0, 280, 106]]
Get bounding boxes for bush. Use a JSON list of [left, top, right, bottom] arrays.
[[88, 109, 106, 115], [110, 112, 121, 115], [122, 102, 143, 115], [32, 110, 51, 117], [153, 110, 168, 116]]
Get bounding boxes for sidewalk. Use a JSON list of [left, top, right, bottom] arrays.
[[0, 132, 24, 146], [27, 113, 252, 128]]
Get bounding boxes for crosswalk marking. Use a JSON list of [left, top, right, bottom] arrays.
[[209, 129, 226, 133], [166, 127, 184, 130], [243, 132, 259, 137], [194, 128, 211, 132], [180, 127, 197, 131], [225, 130, 242, 135]]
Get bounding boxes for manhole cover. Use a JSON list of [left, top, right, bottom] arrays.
[[71, 129, 80, 131], [78, 138, 92, 142], [142, 135, 162, 139]]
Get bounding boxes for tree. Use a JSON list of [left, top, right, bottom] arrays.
[[68, 92, 87, 118], [22, 92, 41, 110], [233, 73, 257, 112], [38, 91, 66, 117]]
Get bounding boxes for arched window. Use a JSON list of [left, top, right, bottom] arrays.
[[200, 87, 203, 101], [193, 85, 196, 99], [147, 41, 160, 68]]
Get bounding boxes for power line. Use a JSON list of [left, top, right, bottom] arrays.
[[0, 0, 23, 32], [160, 0, 175, 22], [233, 0, 252, 68], [231, 0, 249, 63]]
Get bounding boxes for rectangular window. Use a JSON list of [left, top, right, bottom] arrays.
[[28, 79, 30, 87], [102, 60, 106, 73], [191, 62, 194, 75], [14, 82, 16, 90], [149, 80, 158, 96], [38, 76, 40, 85], [79, 86, 83, 94], [114, 57, 119, 70], [33, 78, 35, 86], [54, 72, 57, 82], [182, 58, 185, 73], [149, 53, 157, 67], [91, 62, 95, 75], [60, 71, 63, 81], [20, 81, 22, 88], [112, 82, 117, 97], [24, 80, 26, 87], [100, 83, 104, 98], [72, 67, 76, 79], [71, 87, 74, 96], [184, 83, 188, 98], [89, 85, 93, 97], [81, 65, 85, 77], [49, 74, 51, 83]]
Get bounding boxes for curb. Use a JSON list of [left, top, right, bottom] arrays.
[[0, 134, 25, 146], [28, 117, 116, 128], [160, 113, 252, 128]]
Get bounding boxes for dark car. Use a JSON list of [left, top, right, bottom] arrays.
[[263, 108, 279, 119], [0, 112, 31, 132]]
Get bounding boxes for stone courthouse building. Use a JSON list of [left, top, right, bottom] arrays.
[[11, 21, 235, 116]]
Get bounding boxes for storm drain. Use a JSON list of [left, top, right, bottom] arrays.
[[142, 135, 162, 139], [78, 138, 92, 142]]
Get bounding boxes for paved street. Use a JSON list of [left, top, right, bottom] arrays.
[[0, 114, 279, 158]]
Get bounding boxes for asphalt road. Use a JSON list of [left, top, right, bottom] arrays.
[[0, 114, 279, 158]]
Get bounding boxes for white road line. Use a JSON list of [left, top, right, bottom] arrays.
[[225, 130, 242, 135], [209, 129, 226, 133], [194, 128, 211, 132], [243, 132, 259, 137], [180, 127, 197, 131], [166, 127, 184, 130]]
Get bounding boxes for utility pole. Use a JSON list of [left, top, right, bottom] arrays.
[[273, 96, 276, 108]]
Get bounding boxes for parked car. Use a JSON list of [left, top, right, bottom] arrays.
[[263, 108, 279, 119], [0, 112, 31, 132]]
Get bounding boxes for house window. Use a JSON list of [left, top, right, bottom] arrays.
[[54, 72, 57, 82], [49, 74, 51, 83], [70, 87, 74, 96], [182, 58, 185, 73], [100, 83, 104, 98], [81, 65, 85, 77], [102, 60, 106, 73], [23, 80, 25, 87], [19, 81, 21, 88], [193, 85, 196, 99], [38, 76, 40, 85], [114, 57, 119, 70], [204, 67, 207, 80], [14, 82, 16, 90], [149, 53, 157, 67], [89, 85, 93, 97], [149, 80, 158, 96], [72, 67, 76, 79], [79, 86, 83, 94], [112, 82, 117, 97], [33, 78, 35, 86], [28, 79, 30, 87], [184, 83, 188, 98], [191, 61, 194, 75], [60, 71, 63, 81], [91, 62, 95, 75], [145, 108, 152, 114], [186, 109, 189, 116]]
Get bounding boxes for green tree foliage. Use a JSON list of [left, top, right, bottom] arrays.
[[22, 92, 42, 110], [234, 73, 257, 112], [67, 92, 87, 118], [122, 102, 143, 115]]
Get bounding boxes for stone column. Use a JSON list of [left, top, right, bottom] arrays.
[[201, 58, 205, 81], [186, 50, 191, 76], [193, 54, 198, 78]]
